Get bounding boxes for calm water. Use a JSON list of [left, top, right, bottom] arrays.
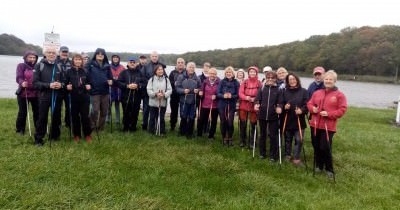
[[1, 55, 399, 109]]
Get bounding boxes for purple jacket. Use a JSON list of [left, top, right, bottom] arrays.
[[16, 51, 38, 98], [201, 77, 220, 109]]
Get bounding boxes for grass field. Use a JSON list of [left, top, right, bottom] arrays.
[[0, 98, 399, 209]]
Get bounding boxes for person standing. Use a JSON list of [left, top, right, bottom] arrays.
[[56, 46, 72, 128], [86, 48, 112, 131], [217, 66, 239, 146], [238, 66, 262, 148], [140, 51, 166, 130], [199, 62, 210, 83], [138, 55, 148, 69], [66, 54, 92, 143], [254, 71, 282, 160], [197, 67, 220, 139], [15, 50, 39, 136], [168, 58, 186, 131], [33, 47, 64, 146], [307, 66, 325, 98], [307, 70, 347, 179], [282, 73, 309, 165], [176, 62, 201, 139], [117, 57, 145, 132], [147, 64, 172, 136], [107, 54, 126, 125], [276, 67, 288, 90]]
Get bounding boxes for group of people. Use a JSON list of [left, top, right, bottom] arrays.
[[16, 46, 347, 179]]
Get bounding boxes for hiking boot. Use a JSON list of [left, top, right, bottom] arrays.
[[74, 136, 80, 143], [85, 136, 92, 144]]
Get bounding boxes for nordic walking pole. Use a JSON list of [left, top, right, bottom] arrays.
[[68, 92, 73, 142], [252, 122, 257, 158], [156, 90, 162, 136], [207, 99, 213, 133], [297, 111, 308, 172], [25, 88, 32, 138], [324, 118, 335, 182], [278, 114, 282, 165], [109, 86, 113, 133]]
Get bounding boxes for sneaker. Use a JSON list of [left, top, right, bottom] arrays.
[[74, 136, 80, 143], [327, 171, 335, 180], [85, 136, 92, 143]]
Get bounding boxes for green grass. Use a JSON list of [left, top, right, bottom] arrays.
[[0, 98, 399, 209]]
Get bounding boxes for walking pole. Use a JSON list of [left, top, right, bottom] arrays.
[[207, 99, 213, 133], [109, 86, 113, 133], [156, 90, 162, 136], [324, 119, 335, 182], [252, 121, 257, 158], [68, 92, 73, 142], [25, 88, 32, 138], [297, 113, 308, 172], [278, 114, 282, 165]]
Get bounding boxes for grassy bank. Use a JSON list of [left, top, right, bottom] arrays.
[[0, 99, 399, 209]]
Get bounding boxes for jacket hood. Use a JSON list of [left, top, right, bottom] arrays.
[[111, 54, 120, 66], [91, 48, 109, 64], [247, 66, 259, 82], [23, 50, 38, 66]]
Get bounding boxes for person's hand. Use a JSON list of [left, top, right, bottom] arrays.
[[131, 83, 138, 89], [67, 84, 72, 90], [250, 97, 255, 102], [194, 89, 199, 94], [184, 89, 190, 94], [254, 104, 260, 111], [295, 107, 302, 115], [85, 84, 91, 90], [50, 82, 61, 89], [157, 91, 164, 98], [198, 91, 203, 96], [312, 106, 318, 114], [320, 111, 328, 117], [107, 80, 113, 86], [276, 107, 282, 114], [284, 103, 291, 110], [211, 95, 216, 100], [21, 81, 28, 88]]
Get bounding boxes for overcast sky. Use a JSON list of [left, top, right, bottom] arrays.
[[1, 0, 399, 54]]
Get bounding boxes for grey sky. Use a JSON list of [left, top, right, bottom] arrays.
[[1, 0, 399, 54]]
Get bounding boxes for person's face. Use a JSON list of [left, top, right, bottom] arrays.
[[73, 57, 83, 68], [156, 67, 164, 76], [83, 56, 89, 64], [140, 58, 147, 65], [96, 52, 104, 61], [112, 57, 119, 63], [248, 69, 257, 78], [128, 60, 136, 68], [45, 50, 57, 62], [26, 55, 37, 64], [150, 54, 158, 63], [187, 64, 195, 74], [176, 59, 185, 70], [314, 73, 323, 82], [265, 75, 276, 86], [277, 71, 287, 80], [60, 51, 69, 59], [203, 65, 210, 74], [324, 74, 336, 89], [288, 75, 298, 87], [225, 70, 233, 79], [237, 72, 244, 80], [208, 70, 217, 80]]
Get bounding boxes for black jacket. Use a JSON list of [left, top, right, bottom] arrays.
[[65, 67, 89, 95], [33, 59, 65, 96], [254, 85, 282, 121], [117, 66, 146, 101]]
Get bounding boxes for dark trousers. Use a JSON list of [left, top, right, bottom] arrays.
[[169, 93, 180, 130], [62, 93, 70, 127], [258, 120, 279, 159], [121, 94, 141, 132], [35, 92, 63, 144], [149, 106, 166, 135], [141, 95, 149, 129], [284, 129, 304, 160], [16, 96, 39, 133], [219, 106, 235, 139], [70, 93, 91, 137], [179, 102, 196, 137], [312, 128, 335, 172], [90, 94, 109, 130], [197, 107, 218, 138]]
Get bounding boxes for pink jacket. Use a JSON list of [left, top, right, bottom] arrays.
[[201, 77, 220, 109], [239, 77, 262, 112], [307, 88, 347, 132]]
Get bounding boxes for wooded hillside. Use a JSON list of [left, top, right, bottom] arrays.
[[0, 34, 42, 56]]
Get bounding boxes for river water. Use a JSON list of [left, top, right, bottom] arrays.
[[1, 55, 399, 109]]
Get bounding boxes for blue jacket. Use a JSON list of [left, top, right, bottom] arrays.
[[176, 71, 201, 104], [86, 48, 112, 95], [217, 78, 239, 110], [307, 81, 324, 98]]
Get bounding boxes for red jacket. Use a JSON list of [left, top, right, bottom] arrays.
[[307, 88, 347, 132], [239, 77, 262, 112]]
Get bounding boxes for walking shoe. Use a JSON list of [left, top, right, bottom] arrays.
[[327, 171, 335, 180], [85, 136, 92, 144], [74, 136, 80, 143]]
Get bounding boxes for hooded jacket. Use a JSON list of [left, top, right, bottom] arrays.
[[110, 55, 126, 101], [239, 67, 262, 112], [16, 51, 39, 98], [65, 67, 90, 96], [176, 71, 201, 104], [117, 65, 145, 102], [282, 86, 309, 130], [307, 87, 347, 132], [33, 57, 65, 96], [254, 84, 282, 121], [217, 77, 239, 110], [86, 48, 112, 95], [169, 68, 186, 95], [147, 73, 172, 108]]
